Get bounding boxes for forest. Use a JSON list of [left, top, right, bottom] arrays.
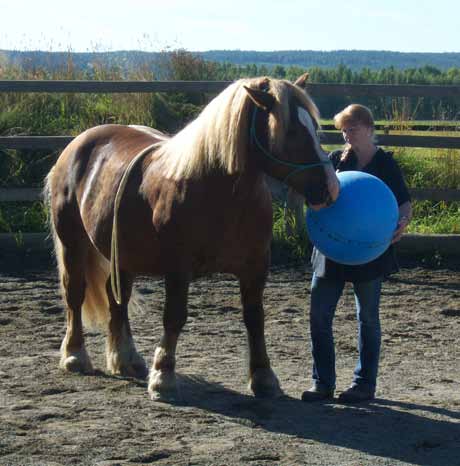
[[3, 48, 460, 71]]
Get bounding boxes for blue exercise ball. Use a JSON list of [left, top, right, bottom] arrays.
[[306, 171, 399, 265]]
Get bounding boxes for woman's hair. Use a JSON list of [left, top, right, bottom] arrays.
[[333, 104, 375, 130], [333, 104, 375, 163]]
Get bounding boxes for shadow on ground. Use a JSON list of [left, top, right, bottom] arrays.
[[168, 374, 460, 466]]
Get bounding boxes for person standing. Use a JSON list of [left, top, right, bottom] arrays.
[[301, 104, 412, 403]]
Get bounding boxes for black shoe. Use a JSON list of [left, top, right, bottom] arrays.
[[301, 386, 334, 402], [338, 384, 375, 403]]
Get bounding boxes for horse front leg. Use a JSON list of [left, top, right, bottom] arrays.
[[148, 272, 189, 401], [240, 273, 282, 398], [105, 272, 148, 379]]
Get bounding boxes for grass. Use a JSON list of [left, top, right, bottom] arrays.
[[410, 201, 460, 234], [272, 203, 311, 260], [395, 146, 460, 235], [0, 202, 47, 233]]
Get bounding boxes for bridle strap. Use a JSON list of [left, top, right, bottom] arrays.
[[250, 106, 332, 233], [249, 106, 331, 181]]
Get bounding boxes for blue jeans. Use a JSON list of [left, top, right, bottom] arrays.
[[309, 273, 382, 392]]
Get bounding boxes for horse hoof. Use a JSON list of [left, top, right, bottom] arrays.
[[60, 354, 93, 374], [149, 388, 181, 403], [250, 368, 282, 399], [148, 369, 180, 402], [106, 350, 148, 380]]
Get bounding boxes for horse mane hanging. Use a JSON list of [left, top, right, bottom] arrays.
[[154, 77, 321, 181]]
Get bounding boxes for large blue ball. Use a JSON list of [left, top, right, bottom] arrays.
[[306, 171, 399, 265]]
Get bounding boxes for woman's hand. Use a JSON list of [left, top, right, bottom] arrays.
[[392, 215, 410, 243], [392, 201, 412, 244]]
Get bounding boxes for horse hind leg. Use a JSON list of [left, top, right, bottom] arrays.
[[105, 271, 148, 379], [58, 242, 93, 374], [148, 272, 189, 401], [240, 272, 282, 398]]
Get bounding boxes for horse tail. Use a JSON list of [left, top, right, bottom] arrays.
[[82, 249, 144, 329], [81, 250, 110, 328], [44, 167, 111, 329], [44, 167, 63, 280]]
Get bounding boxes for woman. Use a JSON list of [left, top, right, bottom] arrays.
[[302, 104, 412, 403]]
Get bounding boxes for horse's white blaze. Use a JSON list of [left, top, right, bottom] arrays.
[[297, 106, 327, 161], [297, 106, 339, 203], [297, 107, 317, 136]]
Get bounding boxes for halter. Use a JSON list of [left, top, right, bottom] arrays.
[[249, 106, 331, 184], [250, 106, 332, 230]]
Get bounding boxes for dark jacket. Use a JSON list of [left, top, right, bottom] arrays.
[[311, 148, 411, 282]]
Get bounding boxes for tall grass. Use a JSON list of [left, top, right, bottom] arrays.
[[395, 146, 460, 235], [271, 203, 311, 262]]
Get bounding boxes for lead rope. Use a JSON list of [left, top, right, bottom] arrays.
[[110, 143, 160, 305]]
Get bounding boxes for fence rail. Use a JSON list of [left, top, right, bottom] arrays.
[[1, 80, 460, 97], [1, 232, 459, 257]]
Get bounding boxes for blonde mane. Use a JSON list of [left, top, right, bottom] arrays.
[[155, 77, 320, 180]]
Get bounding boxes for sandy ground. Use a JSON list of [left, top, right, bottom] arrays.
[[1, 252, 460, 466]]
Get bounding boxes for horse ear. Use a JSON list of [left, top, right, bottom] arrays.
[[243, 86, 276, 112], [294, 72, 310, 89]]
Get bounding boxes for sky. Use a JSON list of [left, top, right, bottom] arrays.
[[1, 0, 459, 53]]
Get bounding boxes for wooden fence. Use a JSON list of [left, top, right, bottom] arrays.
[[1, 80, 459, 203]]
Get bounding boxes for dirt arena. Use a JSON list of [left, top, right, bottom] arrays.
[[1, 251, 459, 466]]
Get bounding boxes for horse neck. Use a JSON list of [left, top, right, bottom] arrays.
[[233, 169, 268, 200], [193, 168, 267, 203]]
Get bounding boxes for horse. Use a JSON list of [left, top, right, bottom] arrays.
[[45, 74, 339, 400]]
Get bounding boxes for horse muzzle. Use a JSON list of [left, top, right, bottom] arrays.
[[305, 170, 340, 211]]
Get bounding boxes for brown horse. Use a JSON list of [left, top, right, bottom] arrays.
[[45, 75, 339, 400]]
